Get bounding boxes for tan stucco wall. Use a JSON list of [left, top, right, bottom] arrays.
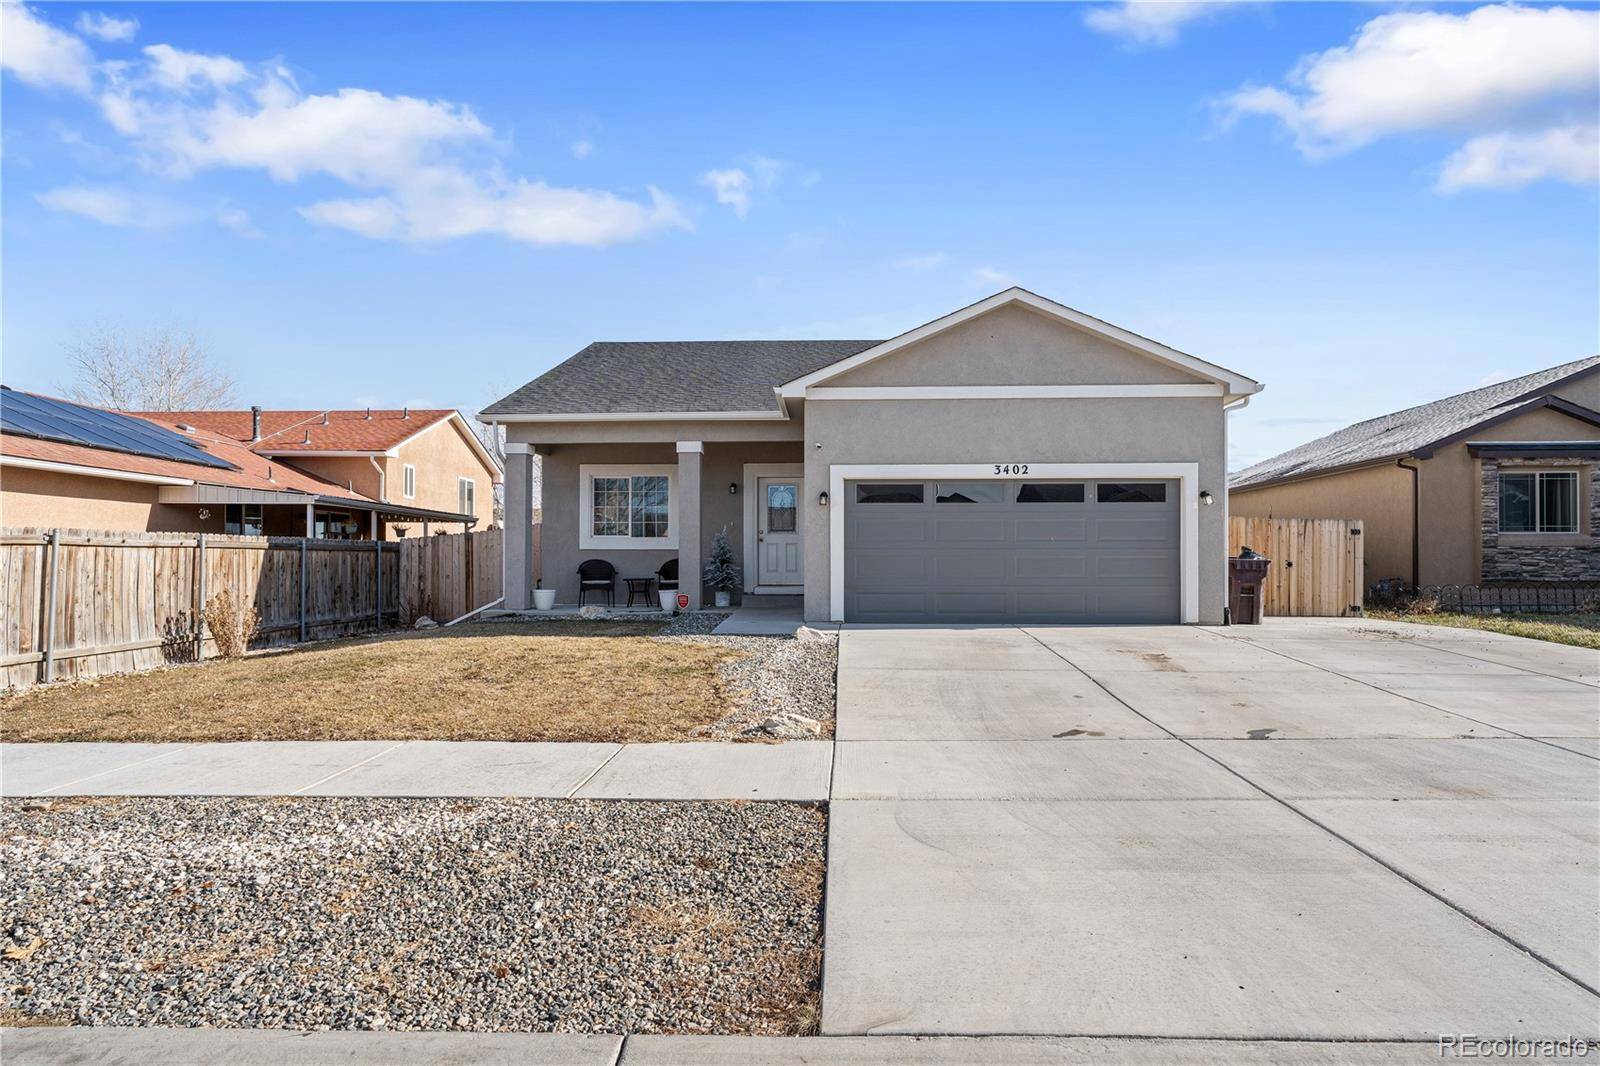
[[802, 396, 1230, 623], [1230, 463, 1415, 585], [1232, 385, 1600, 587], [0, 467, 223, 533], [284, 456, 382, 500], [534, 440, 802, 603], [827, 303, 1211, 387], [384, 418, 499, 536], [1554, 371, 1600, 411]]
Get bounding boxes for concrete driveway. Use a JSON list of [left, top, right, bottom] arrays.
[[823, 617, 1600, 1041]]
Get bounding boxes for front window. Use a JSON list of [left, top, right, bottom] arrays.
[[580, 466, 677, 547], [1500, 471, 1578, 533]]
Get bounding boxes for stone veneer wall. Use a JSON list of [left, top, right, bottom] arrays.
[[1479, 458, 1600, 581]]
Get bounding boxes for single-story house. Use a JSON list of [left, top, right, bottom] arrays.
[[1230, 355, 1600, 588], [482, 288, 1263, 624], [0, 389, 491, 538]]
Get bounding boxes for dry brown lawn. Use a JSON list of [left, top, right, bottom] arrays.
[[1, 621, 745, 743]]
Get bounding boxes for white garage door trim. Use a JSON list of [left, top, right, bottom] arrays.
[[828, 462, 1200, 623]]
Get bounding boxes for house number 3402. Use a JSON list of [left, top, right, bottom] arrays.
[[993, 464, 1029, 475]]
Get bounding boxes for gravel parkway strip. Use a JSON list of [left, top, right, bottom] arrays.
[[1, 797, 826, 1034]]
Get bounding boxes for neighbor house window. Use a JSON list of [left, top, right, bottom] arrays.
[[458, 477, 475, 516], [225, 503, 263, 536], [579, 465, 677, 548], [855, 483, 925, 504], [1097, 482, 1167, 503], [403, 464, 416, 499], [1499, 471, 1578, 533]]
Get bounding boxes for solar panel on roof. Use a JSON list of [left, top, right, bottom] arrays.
[[0, 387, 236, 471]]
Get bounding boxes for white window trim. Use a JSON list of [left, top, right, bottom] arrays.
[[827, 462, 1201, 624], [742, 463, 805, 593], [1499, 469, 1580, 534], [458, 476, 476, 516], [578, 464, 679, 550], [403, 464, 416, 499]]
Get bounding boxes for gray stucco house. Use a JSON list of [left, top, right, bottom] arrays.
[[482, 288, 1263, 624]]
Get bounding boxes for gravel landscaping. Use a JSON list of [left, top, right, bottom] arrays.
[[657, 613, 837, 740], [1, 797, 826, 1034]]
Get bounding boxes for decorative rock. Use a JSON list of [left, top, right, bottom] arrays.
[[578, 605, 608, 620], [413, 617, 438, 630]]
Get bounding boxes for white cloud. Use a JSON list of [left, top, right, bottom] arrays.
[[217, 207, 261, 237], [75, 11, 138, 42], [570, 138, 594, 159], [1219, 3, 1600, 190], [1084, 1, 1224, 47], [701, 167, 752, 217], [1, 4, 95, 92], [35, 185, 135, 225], [971, 266, 1018, 289], [893, 253, 949, 272], [142, 44, 249, 91], [1438, 123, 1600, 192], [1, 15, 689, 249]]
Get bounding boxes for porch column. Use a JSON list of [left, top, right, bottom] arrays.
[[305, 501, 315, 538], [676, 441, 703, 610], [503, 444, 537, 610]]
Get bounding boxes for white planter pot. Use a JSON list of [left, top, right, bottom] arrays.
[[531, 588, 556, 611], [714, 591, 731, 608], [659, 589, 678, 613]]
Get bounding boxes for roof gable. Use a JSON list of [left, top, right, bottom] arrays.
[[778, 288, 1262, 398], [1230, 355, 1600, 488]]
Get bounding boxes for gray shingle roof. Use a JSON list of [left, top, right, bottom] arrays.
[[1230, 355, 1600, 489], [481, 340, 883, 417]]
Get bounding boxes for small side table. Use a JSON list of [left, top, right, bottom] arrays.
[[625, 577, 656, 607]]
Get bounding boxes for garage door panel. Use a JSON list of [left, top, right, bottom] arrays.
[[933, 554, 1009, 582], [844, 479, 1179, 624], [1014, 554, 1089, 579], [1014, 518, 1088, 543], [934, 519, 1008, 542]]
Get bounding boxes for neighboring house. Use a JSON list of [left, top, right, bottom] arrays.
[[1230, 356, 1600, 589], [482, 288, 1263, 624], [134, 406, 502, 538], [0, 389, 492, 538]]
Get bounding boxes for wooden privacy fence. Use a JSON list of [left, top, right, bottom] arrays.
[[397, 527, 503, 624], [2, 527, 504, 692], [1228, 516, 1365, 617]]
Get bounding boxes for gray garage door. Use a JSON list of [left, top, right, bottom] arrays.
[[843, 478, 1180, 624]]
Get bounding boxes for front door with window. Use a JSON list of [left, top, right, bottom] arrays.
[[756, 477, 803, 587]]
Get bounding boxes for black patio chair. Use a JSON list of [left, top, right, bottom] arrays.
[[577, 558, 618, 606], [656, 558, 679, 593]]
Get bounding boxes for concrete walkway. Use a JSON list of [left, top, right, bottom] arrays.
[[712, 595, 815, 636], [822, 618, 1600, 1040], [0, 739, 832, 801]]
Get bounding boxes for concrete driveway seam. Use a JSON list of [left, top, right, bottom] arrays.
[[1014, 626, 1600, 1002], [565, 745, 627, 798], [1200, 627, 1600, 762]]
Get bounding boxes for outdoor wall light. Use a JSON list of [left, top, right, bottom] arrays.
[[729, 482, 738, 495], [1199, 491, 1214, 507], [818, 491, 830, 507]]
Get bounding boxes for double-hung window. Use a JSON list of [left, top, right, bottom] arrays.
[[1499, 470, 1579, 533], [403, 464, 416, 499], [458, 477, 476, 516], [580, 465, 677, 548]]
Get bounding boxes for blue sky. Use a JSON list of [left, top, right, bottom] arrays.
[[3, 1, 1596, 469]]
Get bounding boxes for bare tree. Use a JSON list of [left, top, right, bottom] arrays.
[[64, 326, 236, 410]]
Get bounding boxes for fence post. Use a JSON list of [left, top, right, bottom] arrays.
[[465, 531, 475, 614], [40, 529, 60, 685], [375, 538, 383, 630], [299, 537, 308, 643], [194, 533, 207, 662]]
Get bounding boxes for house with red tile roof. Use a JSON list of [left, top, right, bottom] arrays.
[[0, 390, 501, 540]]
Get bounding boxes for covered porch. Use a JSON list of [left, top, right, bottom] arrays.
[[156, 484, 479, 541], [502, 434, 806, 610]]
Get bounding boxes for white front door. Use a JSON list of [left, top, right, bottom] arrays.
[[756, 476, 803, 586]]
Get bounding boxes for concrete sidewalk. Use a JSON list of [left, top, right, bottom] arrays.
[[1, 1029, 1452, 1064], [0, 739, 832, 801]]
